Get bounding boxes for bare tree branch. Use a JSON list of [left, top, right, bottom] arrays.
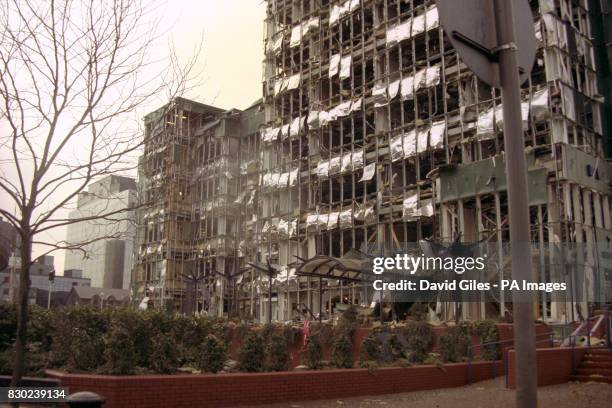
[[0, 0, 203, 386]]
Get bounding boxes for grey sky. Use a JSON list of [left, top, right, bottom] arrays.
[[168, 0, 266, 110]]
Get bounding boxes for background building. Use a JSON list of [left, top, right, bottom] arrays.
[[64, 175, 138, 289], [0, 217, 17, 272], [0, 255, 91, 306], [135, 0, 612, 323], [64, 286, 130, 309], [134, 99, 262, 313], [0, 217, 19, 302], [589, 0, 611, 156]]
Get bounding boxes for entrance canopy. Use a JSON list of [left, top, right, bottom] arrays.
[[295, 249, 375, 283]]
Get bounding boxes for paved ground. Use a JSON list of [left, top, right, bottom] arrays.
[[259, 378, 612, 408]]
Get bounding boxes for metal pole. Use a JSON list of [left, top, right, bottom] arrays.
[[194, 280, 198, 315], [467, 343, 473, 385], [47, 280, 52, 309], [47, 270, 54, 310], [318, 277, 323, 323], [493, 1, 537, 407], [268, 273, 272, 324], [250, 269, 254, 318], [229, 278, 233, 317]]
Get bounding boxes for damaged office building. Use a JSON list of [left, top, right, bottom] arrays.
[[133, 0, 612, 324]]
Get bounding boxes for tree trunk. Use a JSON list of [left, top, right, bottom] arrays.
[[11, 229, 32, 386]]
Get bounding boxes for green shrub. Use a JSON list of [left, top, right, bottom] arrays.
[[0, 342, 47, 377], [302, 335, 323, 369], [47, 311, 106, 373], [1, 304, 57, 371], [281, 324, 301, 345], [234, 323, 251, 341], [72, 329, 105, 371], [28, 305, 53, 351], [260, 323, 275, 341], [360, 333, 382, 363], [407, 303, 429, 320], [238, 332, 265, 372], [223, 321, 238, 343], [149, 333, 178, 374], [103, 324, 137, 375], [0, 348, 13, 375], [387, 333, 405, 361], [145, 308, 174, 335], [47, 334, 70, 368], [266, 334, 291, 371], [47, 306, 109, 371], [423, 352, 443, 365], [472, 320, 499, 360], [403, 321, 434, 363], [360, 359, 379, 372], [108, 307, 151, 367], [0, 302, 16, 352], [342, 305, 359, 321], [197, 334, 227, 373], [310, 323, 334, 346], [331, 335, 353, 368], [175, 315, 215, 365], [335, 306, 359, 338], [168, 313, 193, 362], [439, 325, 471, 363]]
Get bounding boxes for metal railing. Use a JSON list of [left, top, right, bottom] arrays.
[[563, 314, 606, 348]]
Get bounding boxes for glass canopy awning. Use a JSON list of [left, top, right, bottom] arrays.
[[294, 248, 376, 283]]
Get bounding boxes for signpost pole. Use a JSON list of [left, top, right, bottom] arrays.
[[493, 1, 538, 406]]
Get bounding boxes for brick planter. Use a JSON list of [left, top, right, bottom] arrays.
[[506, 347, 587, 388], [48, 360, 502, 408]]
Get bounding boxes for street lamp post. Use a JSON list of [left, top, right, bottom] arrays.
[[47, 270, 55, 309]]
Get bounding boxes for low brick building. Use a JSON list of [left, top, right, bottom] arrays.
[[64, 286, 130, 309]]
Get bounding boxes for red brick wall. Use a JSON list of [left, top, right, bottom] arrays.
[[48, 361, 502, 408], [496, 323, 552, 349], [506, 347, 587, 388]]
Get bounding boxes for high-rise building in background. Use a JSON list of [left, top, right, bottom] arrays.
[[135, 0, 611, 322], [64, 175, 137, 289]]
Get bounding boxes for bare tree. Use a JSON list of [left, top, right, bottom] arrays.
[[0, 0, 199, 385]]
